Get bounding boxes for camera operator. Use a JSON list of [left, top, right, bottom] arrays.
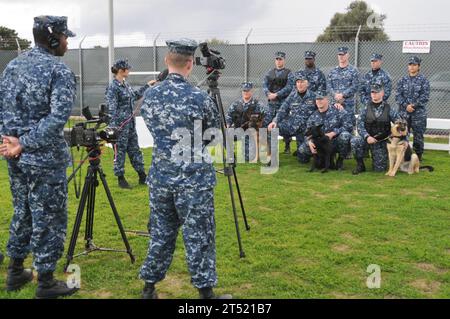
[[0, 15, 78, 299], [139, 38, 231, 299], [105, 59, 152, 189]]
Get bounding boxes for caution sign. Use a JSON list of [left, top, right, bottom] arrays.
[[402, 41, 431, 54]]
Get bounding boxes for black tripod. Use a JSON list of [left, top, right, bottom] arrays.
[[204, 70, 250, 258], [64, 145, 135, 271]]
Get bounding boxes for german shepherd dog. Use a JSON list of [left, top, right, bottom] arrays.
[[305, 124, 336, 173], [386, 119, 434, 177]]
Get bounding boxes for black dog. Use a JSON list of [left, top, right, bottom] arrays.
[[305, 124, 336, 173]]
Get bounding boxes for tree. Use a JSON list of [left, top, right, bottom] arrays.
[[0, 26, 31, 50], [204, 38, 230, 46], [316, 1, 389, 42]]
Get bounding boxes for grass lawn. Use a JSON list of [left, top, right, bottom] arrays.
[[0, 143, 449, 299]]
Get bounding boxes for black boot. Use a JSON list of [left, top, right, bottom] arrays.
[[352, 158, 366, 175], [0, 252, 4, 264], [35, 272, 78, 299], [138, 172, 147, 185], [6, 258, 33, 292], [118, 176, 131, 189], [336, 156, 344, 171], [283, 139, 291, 155], [199, 287, 232, 299], [417, 153, 423, 162], [142, 282, 158, 299]]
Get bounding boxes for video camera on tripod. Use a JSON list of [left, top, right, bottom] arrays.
[[63, 104, 135, 271], [195, 42, 225, 71], [195, 42, 250, 259], [64, 104, 118, 148]]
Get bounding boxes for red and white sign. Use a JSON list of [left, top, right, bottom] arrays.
[[402, 41, 431, 54]]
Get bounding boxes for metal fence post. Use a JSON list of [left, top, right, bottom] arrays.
[[244, 29, 253, 82], [15, 38, 21, 55], [108, 0, 115, 82], [153, 33, 161, 79], [78, 36, 87, 116], [354, 25, 362, 68]]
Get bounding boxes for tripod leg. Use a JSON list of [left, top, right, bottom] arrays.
[[232, 166, 250, 231], [225, 172, 245, 258], [98, 168, 135, 264], [64, 168, 92, 272], [210, 87, 247, 258], [85, 170, 97, 247]]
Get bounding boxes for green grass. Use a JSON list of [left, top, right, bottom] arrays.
[[0, 144, 449, 299]]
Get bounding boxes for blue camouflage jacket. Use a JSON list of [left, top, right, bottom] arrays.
[[105, 79, 149, 128], [274, 89, 317, 133], [304, 67, 327, 93], [225, 97, 265, 128], [360, 69, 392, 106], [0, 45, 76, 168], [395, 74, 430, 115], [327, 65, 360, 107], [306, 105, 353, 137], [140, 73, 220, 190]]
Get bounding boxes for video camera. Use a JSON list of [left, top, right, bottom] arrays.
[[195, 42, 225, 70], [64, 104, 118, 148]]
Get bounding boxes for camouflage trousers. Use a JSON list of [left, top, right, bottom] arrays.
[[114, 121, 145, 177], [263, 101, 291, 148], [345, 102, 356, 127], [6, 160, 68, 273], [351, 136, 388, 172], [298, 131, 352, 163], [278, 121, 305, 155], [404, 111, 427, 155], [140, 186, 217, 289]]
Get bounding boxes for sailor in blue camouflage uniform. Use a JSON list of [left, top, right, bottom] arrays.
[[263, 51, 295, 154], [351, 84, 400, 174], [298, 92, 353, 169], [226, 82, 265, 128], [360, 54, 392, 106], [327, 47, 360, 125], [268, 71, 317, 162], [105, 59, 151, 189], [395, 56, 430, 161], [226, 82, 265, 162], [0, 15, 78, 299], [139, 38, 231, 300], [303, 51, 327, 94]]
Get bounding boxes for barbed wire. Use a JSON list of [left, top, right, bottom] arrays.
[[3, 23, 450, 49]]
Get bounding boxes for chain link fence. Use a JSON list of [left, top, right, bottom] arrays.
[[1, 40, 450, 123]]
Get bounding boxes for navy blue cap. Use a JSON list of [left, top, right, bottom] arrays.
[[241, 82, 254, 91], [275, 51, 286, 59], [166, 38, 198, 56], [33, 15, 76, 37], [371, 83, 384, 93], [315, 91, 327, 100], [371, 53, 383, 61], [294, 71, 308, 81], [304, 51, 316, 59], [408, 56, 422, 65], [338, 47, 349, 55], [113, 59, 131, 70]]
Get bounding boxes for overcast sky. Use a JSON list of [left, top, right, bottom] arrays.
[[1, 0, 450, 48]]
